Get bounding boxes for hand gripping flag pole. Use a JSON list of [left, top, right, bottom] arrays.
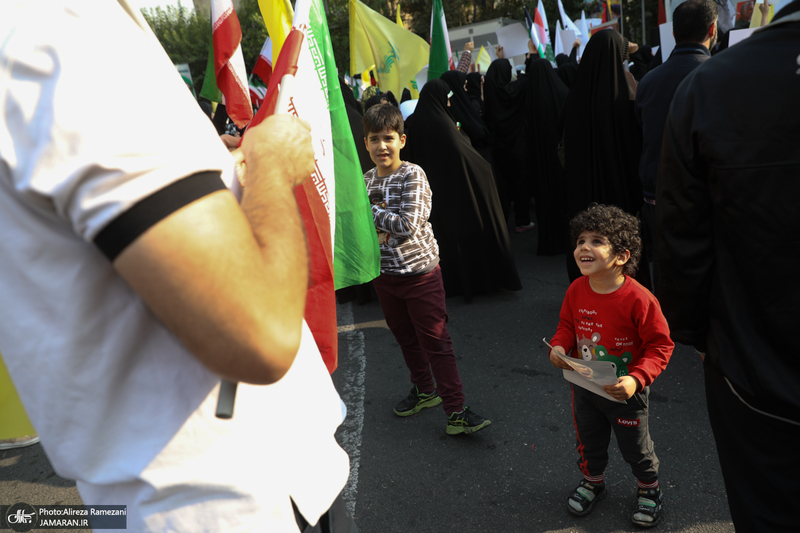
[[216, 28, 305, 419]]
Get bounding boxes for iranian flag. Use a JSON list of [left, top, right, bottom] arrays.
[[209, 0, 252, 128], [248, 0, 380, 373], [248, 36, 273, 108]]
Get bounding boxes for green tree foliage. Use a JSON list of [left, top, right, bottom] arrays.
[[142, 0, 267, 98], [237, 0, 270, 71], [141, 2, 210, 93]]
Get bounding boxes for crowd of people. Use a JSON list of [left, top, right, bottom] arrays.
[[1, 0, 798, 531], [339, 0, 799, 529]]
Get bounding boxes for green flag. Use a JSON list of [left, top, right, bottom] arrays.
[[199, 38, 222, 102], [307, 0, 381, 289], [428, 0, 449, 81]]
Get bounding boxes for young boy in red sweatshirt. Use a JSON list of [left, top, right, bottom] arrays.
[[548, 203, 673, 528]]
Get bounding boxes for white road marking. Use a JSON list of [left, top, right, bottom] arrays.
[[337, 319, 388, 333], [336, 301, 367, 516]]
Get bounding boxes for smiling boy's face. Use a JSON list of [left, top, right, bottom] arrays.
[[365, 128, 406, 177], [573, 231, 629, 279]]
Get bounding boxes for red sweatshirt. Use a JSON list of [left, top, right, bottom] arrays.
[[550, 276, 674, 391]]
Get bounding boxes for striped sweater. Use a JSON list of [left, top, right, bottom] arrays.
[[363, 162, 439, 275]]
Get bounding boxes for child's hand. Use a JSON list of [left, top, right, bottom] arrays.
[[548, 346, 573, 371], [603, 376, 638, 401]]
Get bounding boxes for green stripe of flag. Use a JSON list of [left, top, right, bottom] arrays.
[[309, 0, 380, 289]]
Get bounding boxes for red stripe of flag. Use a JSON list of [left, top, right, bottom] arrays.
[[213, 6, 253, 128]]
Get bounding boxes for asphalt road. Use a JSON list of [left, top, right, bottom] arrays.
[[0, 224, 735, 533]]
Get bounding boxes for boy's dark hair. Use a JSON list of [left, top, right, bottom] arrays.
[[362, 103, 404, 137], [673, 0, 718, 43], [570, 203, 642, 277]]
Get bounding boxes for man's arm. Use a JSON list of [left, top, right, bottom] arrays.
[[113, 115, 316, 385], [456, 41, 474, 73], [569, 40, 580, 62]]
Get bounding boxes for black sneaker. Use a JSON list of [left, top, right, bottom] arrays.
[[393, 386, 442, 417], [567, 479, 607, 516], [445, 407, 491, 435], [631, 487, 664, 528]]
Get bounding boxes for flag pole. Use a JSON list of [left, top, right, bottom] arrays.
[[642, 0, 646, 43], [214, 74, 296, 420], [215, 31, 304, 420]]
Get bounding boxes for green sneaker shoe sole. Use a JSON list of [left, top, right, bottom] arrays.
[[393, 394, 442, 417], [446, 418, 492, 435]]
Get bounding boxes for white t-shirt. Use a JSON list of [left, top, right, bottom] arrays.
[[0, 1, 349, 531]]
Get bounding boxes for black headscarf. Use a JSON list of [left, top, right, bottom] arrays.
[[483, 58, 526, 144], [400, 88, 412, 103], [556, 60, 579, 88], [363, 89, 399, 113], [404, 79, 521, 300], [465, 72, 484, 115], [523, 57, 570, 256], [439, 70, 491, 156], [561, 29, 646, 282]]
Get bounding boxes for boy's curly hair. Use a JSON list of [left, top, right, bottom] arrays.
[[362, 103, 404, 137], [570, 203, 642, 277]]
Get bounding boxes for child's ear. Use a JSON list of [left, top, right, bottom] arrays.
[[616, 250, 631, 266], [399, 133, 407, 148]]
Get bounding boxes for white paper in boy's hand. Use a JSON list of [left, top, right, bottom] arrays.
[[543, 338, 626, 403]]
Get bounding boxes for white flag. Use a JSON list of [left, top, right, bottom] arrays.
[[558, 0, 582, 36], [554, 21, 564, 56]]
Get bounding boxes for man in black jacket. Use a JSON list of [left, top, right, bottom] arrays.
[[635, 0, 717, 292], [656, 1, 800, 530]]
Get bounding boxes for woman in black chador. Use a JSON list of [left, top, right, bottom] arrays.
[[439, 70, 493, 165], [483, 57, 531, 230], [523, 57, 570, 256], [465, 72, 484, 115], [560, 30, 650, 287], [404, 79, 521, 301], [555, 52, 580, 88]]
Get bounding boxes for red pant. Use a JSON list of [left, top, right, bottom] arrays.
[[372, 266, 465, 415]]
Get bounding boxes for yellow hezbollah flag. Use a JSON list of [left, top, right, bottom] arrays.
[[0, 353, 36, 440], [395, 3, 420, 98], [258, 0, 294, 58], [350, 0, 429, 99], [475, 45, 492, 73]]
